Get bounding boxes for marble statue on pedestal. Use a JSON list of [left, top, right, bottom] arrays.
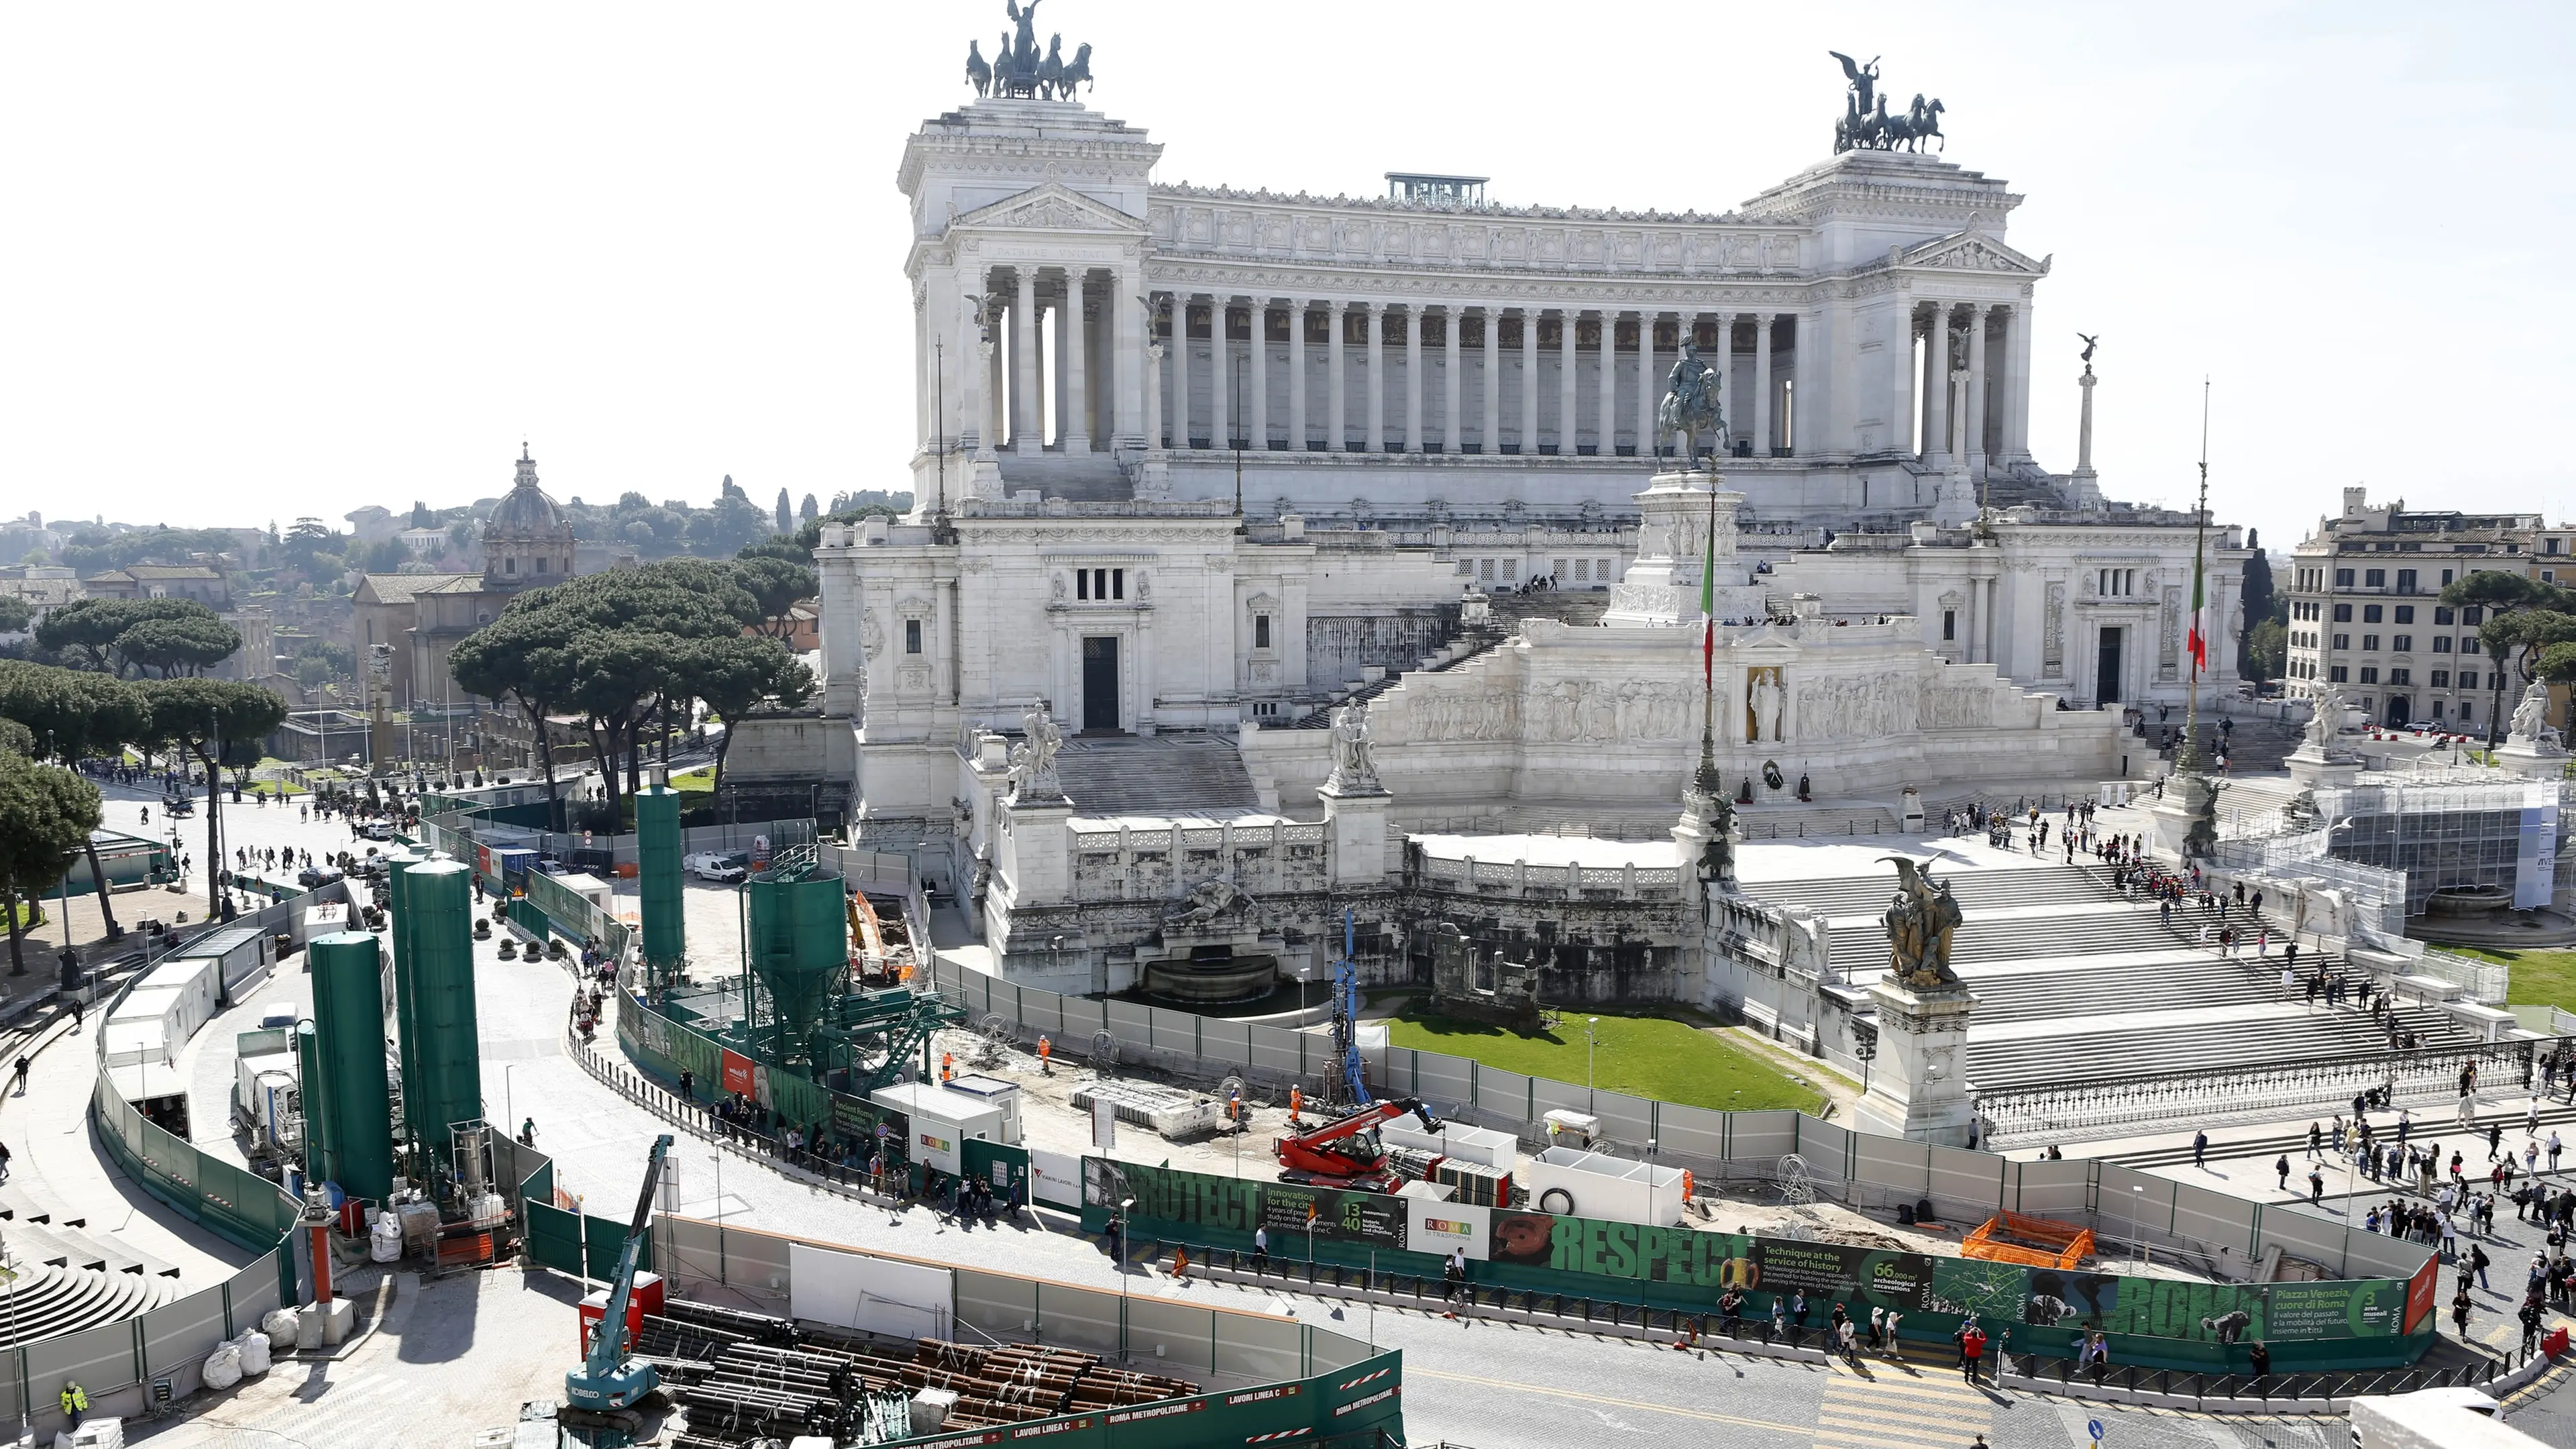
[[1878, 855, 1964, 989], [1324, 702, 1383, 793], [1008, 700, 1066, 802], [2510, 680, 2563, 753]]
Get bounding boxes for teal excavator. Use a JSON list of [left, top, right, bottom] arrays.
[[564, 1133, 674, 1426]]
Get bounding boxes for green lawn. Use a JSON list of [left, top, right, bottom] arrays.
[[671, 765, 716, 794], [1384, 1006, 1825, 1113], [2436, 944, 2576, 1013]]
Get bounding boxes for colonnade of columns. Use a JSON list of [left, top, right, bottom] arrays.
[[953, 263, 1147, 460], [1148, 297, 1805, 460], [1900, 299, 2030, 473]]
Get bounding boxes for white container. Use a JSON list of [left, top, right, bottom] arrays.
[[870, 1082, 1005, 1177], [910, 1387, 959, 1436], [1542, 1109, 1600, 1140], [136, 958, 218, 1038], [1383, 1114, 1516, 1170], [236, 1050, 299, 1122], [1520, 1146, 1688, 1225], [100, 1020, 172, 1070]]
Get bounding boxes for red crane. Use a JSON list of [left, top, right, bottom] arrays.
[[1274, 1097, 1444, 1191]]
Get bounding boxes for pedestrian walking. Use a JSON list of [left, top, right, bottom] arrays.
[[1957, 1319, 1987, 1385], [2194, 1129, 2209, 1169], [2276, 1155, 2292, 1191]]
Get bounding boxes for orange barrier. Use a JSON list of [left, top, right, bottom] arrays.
[[1958, 1210, 2094, 1270]]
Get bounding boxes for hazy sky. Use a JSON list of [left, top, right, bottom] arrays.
[[5, 1, 2569, 553]]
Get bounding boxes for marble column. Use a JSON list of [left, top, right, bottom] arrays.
[[1114, 263, 1144, 448], [1250, 297, 1270, 451], [1141, 337, 1165, 457], [1519, 307, 1538, 453], [1752, 314, 1774, 458], [1596, 311, 1617, 455], [1404, 304, 1424, 454], [1636, 309, 1658, 461], [1441, 307, 1461, 453], [1482, 305, 1501, 454], [1214, 297, 1234, 449], [1288, 298, 1307, 451], [1328, 301, 1348, 451], [1173, 292, 1194, 448], [1014, 266, 1040, 455], [958, 290, 985, 455], [1050, 281, 1069, 448], [1887, 303, 1911, 460], [1921, 306, 1945, 460], [2002, 298, 2033, 461], [1965, 303, 1991, 474], [1366, 302, 1386, 453], [1791, 312, 1819, 458], [1556, 309, 1577, 454], [1711, 313, 1733, 453], [1065, 272, 1091, 453]]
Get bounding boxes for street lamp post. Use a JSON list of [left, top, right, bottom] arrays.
[[2129, 1184, 2145, 1267], [708, 1152, 727, 1285], [1585, 1018, 1601, 1094]]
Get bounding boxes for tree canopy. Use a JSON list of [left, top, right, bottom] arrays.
[[0, 751, 102, 974], [36, 597, 239, 678], [0, 596, 32, 635], [2443, 569, 2576, 745]]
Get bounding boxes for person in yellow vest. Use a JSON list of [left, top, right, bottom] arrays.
[[58, 1381, 87, 1428]]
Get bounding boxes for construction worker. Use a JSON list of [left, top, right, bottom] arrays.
[[1037, 1035, 1052, 1075], [941, 1051, 954, 1084], [58, 1381, 87, 1429], [1289, 1085, 1304, 1127]]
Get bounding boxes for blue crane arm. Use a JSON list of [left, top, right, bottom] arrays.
[[585, 1132, 674, 1379]]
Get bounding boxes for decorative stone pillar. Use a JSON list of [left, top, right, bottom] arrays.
[[1139, 332, 1171, 498], [1319, 770, 1391, 886], [1519, 305, 1538, 454], [1250, 297, 1270, 451], [1888, 303, 1913, 460], [1441, 306, 1461, 453], [1366, 302, 1387, 453], [1014, 267, 1040, 455], [1328, 301, 1347, 451], [1173, 291, 1194, 449], [2070, 359, 2102, 508], [1921, 306, 1946, 462], [1404, 304, 1424, 454], [1556, 308, 1577, 454], [1596, 311, 1617, 455], [1636, 309, 1659, 460], [1856, 976, 1978, 1146], [1751, 314, 1774, 457], [959, 290, 987, 458], [1603, 470, 1761, 629], [1713, 313, 1733, 453], [1114, 263, 1144, 450], [1214, 296, 1234, 449], [1483, 305, 1501, 455], [2002, 296, 2034, 462], [1965, 303, 1992, 476], [1288, 297, 1307, 451], [1065, 272, 1091, 453]]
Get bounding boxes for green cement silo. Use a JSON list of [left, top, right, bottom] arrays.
[[294, 1020, 337, 1188], [310, 930, 395, 1199], [747, 874, 847, 1067], [396, 859, 482, 1159], [382, 845, 431, 1118], [637, 784, 684, 983]]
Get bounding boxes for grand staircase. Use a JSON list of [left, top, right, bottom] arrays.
[[1055, 733, 1263, 818], [1735, 863, 2472, 1092]]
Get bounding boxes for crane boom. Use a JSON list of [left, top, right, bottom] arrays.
[[566, 1132, 674, 1413]]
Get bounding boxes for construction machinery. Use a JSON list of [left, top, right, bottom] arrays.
[[564, 1133, 676, 1427], [1326, 910, 1369, 1108], [1274, 1097, 1444, 1192]]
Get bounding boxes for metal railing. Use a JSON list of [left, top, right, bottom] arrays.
[[2000, 1348, 2510, 1406]]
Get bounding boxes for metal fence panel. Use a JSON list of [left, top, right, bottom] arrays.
[[1022, 990, 1064, 1035], [1727, 1110, 1803, 1166], [224, 1254, 284, 1330], [1655, 1104, 1727, 1164], [2011, 1159, 2094, 1218], [1473, 1069, 1533, 1127], [2256, 1203, 2351, 1276], [1199, 1018, 1252, 1069], [1247, 1026, 1303, 1077], [1850, 1128, 1929, 1194], [1927, 1147, 2008, 1217], [655, 1216, 725, 1289], [1104, 1002, 1154, 1051], [1413, 1053, 1474, 1112], [1036, 1281, 1124, 1358], [140, 1291, 227, 1381], [1212, 1311, 1305, 1386], [25, 1324, 136, 1401], [1591, 1091, 1652, 1148], [1148, 1008, 1202, 1061], [2170, 1181, 2257, 1258], [1794, 1119, 1851, 1183], [1060, 998, 1110, 1044], [955, 1268, 1040, 1342], [1123, 1297, 1218, 1375], [1529, 1076, 1591, 1124]]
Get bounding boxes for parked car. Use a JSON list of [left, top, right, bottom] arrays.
[[684, 851, 747, 883], [355, 818, 398, 841], [163, 794, 195, 818], [297, 865, 345, 888]]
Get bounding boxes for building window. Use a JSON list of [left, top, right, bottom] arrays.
[[2436, 606, 2455, 625], [2434, 637, 2453, 653], [1254, 615, 1271, 649], [1552, 557, 1567, 580], [2461, 700, 2473, 720], [2463, 606, 2485, 625], [504, 557, 516, 574], [2443, 568, 2456, 585], [2431, 669, 2450, 688], [2361, 635, 2379, 651], [2365, 569, 2385, 587], [2432, 700, 2447, 718], [1479, 559, 1493, 580], [1574, 559, 1590, 582], [1942, 610, 1956, 641], [2392, 634, 2412, 651], [2396, 568, 2416, 592], [2332, 633, 2349, 649], [1456, 559, 1474, 577], [2394, 605, 2414, 624], [2363, 604, 2383, 623], [535, 556, 549, 574], [905, 619, 922, 655], [2389, 667, 2411, 685], [2553, 539, 2565, 555], [2359, 667, 2379, 684], [2548, 571, 2560, 583], [1501, 559, 1517, 580], [2333, 603, 2353, 622], [2335, 568, 2355, 587], [2330, 665, 2349, 683]]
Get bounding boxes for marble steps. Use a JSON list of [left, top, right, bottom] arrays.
[[1738, 868, 2113, 920], [0, 1260, 178, 1344], [1962, 952, 2349, 1026], [1485, 592, 1609, 628], [1055, 733, 1262, 818], [1966, 1003, 2468, 1090]]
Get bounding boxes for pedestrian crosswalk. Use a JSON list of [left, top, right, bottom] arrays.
[[1811, 1351, 1995, 1449]]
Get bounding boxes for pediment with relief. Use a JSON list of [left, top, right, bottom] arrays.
[[955, 182, 1143, 236], [1903, 232, 2048, 276]]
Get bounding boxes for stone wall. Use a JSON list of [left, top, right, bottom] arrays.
[[1304, 606, 1454, 687]]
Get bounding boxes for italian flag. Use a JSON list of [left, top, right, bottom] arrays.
[[2186, 529, 2209, 676], [1700, 492, 1719, 688]]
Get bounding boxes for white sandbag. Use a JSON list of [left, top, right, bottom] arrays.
[[262, 1309, 300, 1344], [368, 1212, 402, 1263], [201, 1343, 243, 1390], [233, 1331, 271, 1375]]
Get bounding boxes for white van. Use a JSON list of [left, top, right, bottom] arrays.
[[684, 852, 746, 883]]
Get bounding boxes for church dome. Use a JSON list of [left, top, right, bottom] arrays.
[[486, 447, 567, 535]]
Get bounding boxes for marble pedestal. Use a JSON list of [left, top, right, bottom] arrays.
[[2496, 740, 2569, 780], [2146, 769, 2219, 861], [1856, 976, 1978, 1146], [2284, 741, 2363, 791]]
